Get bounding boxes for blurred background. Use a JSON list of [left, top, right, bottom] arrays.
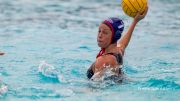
[[0, 0, 179, 101]]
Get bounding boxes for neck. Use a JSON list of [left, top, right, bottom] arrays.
[[104, 43, 117, 53]]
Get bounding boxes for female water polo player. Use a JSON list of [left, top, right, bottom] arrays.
[[87, 7, 148, 80]]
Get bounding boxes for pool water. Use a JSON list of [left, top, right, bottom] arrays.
[[0, 0, 180, 101]]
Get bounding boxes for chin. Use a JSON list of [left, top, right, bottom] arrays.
[[97, 43, 102, 47], [98, 43, 105, 48]]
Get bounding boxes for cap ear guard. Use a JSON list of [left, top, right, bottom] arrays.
[[112, 30, 122, 43], [103, 17, 124, 43]]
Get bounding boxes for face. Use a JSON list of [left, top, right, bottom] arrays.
[[97, 23, 112, 48]]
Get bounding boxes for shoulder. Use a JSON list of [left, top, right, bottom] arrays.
[[95, 54, 118, 69]]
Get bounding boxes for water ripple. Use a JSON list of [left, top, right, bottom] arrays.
[[147, 78, 180, 89]]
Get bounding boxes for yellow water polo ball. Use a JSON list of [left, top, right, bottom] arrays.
[[122, 0, 148, 17]]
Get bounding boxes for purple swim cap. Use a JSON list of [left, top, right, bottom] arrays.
[[103, 17, 124, 43]]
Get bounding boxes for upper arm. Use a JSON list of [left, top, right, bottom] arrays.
[[117, 19, 138, 51]]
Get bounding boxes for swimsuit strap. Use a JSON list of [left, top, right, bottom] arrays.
[[96, 48, 105, 58]]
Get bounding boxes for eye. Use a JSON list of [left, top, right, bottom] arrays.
[[103, 31, 108, 35], [98, 29, 101, 33]]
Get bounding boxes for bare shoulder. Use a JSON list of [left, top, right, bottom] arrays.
[[94, 55, 118, 71]]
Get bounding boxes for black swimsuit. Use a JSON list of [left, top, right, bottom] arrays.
[[87, 53, 123, 79]]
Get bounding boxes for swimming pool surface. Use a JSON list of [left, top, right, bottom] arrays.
[[0, 0, 180, 101]]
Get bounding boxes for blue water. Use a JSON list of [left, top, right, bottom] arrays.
[[0, 0, 180, 100]]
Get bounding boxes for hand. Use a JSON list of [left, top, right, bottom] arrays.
[[134, 6, 148, 22], [0, 52, 5, 55]]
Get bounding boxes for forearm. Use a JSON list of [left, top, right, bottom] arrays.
[[118, 19, 138, 49]]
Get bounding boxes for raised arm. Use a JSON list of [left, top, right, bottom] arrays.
[[117, 7, 148, 53]]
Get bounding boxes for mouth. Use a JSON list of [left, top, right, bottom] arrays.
[[97, 40, 103, 47], [97, 40, 104, 47], [97, 39, 103, 43], [97, 40, 103, 44]]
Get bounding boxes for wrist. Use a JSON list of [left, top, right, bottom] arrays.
[[133, 18, 139, 24]]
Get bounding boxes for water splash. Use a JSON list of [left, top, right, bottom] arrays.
[[91, 65, 122, 81], [89, 65, 124, 88], [0, 80, 8, 95], [38, 61, 67, 83], [38, 61, 58, 78]]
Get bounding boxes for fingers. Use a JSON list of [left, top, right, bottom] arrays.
[[134, 6, 148, 22], [142, 6, 148, 17], [136, 11, 141, 16], [138, 6, 148, 19]]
